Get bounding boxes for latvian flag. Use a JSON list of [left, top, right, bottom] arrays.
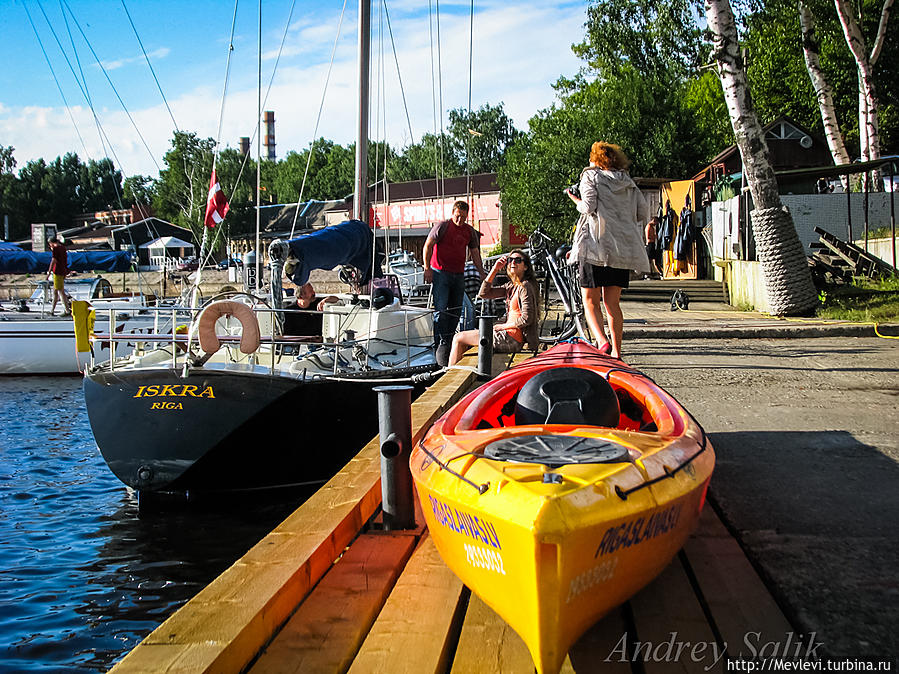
[[204, 169, 230, 228]]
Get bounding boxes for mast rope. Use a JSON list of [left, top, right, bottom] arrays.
[[288, 0, 350, 238], [59, 0, 161, 174], [21, 2, 90, 158], [466, 0, 473, 198], [382, 1, 426, 206], [120, 0, 179, 133]]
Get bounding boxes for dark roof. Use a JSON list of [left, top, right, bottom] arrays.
[[119, 217, 190, 234], [694, 116, 828, 180], [775, 155, 899, 179], [258, 200, 345, 232]]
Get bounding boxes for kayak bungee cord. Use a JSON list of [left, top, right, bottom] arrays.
[[417, 438, 490, 495], [614, 425, 709, 501]]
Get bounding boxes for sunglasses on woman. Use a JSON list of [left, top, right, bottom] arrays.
[[508, 257, 525, 264]]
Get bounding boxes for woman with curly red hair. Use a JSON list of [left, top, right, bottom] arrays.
[[566, 142, 650, 359]]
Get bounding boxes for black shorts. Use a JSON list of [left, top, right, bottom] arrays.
[[578, 262, 630, 289], [646, 243, 662, 265]]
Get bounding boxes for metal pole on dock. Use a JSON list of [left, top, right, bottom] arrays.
[[375, 385, 414, 530], [477, 315, 494, 380]]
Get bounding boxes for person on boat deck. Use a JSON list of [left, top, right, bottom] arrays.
[[422, 200, 487, 365], [567, 141, 650, 360], [281, 282, 339, 337], [295, 282, 340, 312], [448, 249, 538, 366], [47, 235, 71, 316]]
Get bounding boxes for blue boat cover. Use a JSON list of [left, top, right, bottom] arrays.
[[285, 219, 377, 286], [0, 244, 134, 273]]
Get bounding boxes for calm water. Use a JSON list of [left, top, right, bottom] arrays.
[[0, 377, 308, 672]]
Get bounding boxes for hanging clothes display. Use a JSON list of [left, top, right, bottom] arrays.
[[675, 194, 695, 261], [658, 200, 677, 250]]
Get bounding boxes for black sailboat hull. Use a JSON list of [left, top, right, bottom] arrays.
[[83, 367, 427, 494]]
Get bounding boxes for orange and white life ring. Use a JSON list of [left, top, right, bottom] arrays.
[[197, 300, 261, 355]]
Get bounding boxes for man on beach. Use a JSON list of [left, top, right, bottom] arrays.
[[422, 200, 486, 365], [47, 235, 71, 316]]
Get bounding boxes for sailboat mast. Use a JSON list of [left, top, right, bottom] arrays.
[[353, 0, 371, 223], [255, 0, 263, 290]]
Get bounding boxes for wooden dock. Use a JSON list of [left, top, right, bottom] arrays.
[[111, 352, 795, 674]]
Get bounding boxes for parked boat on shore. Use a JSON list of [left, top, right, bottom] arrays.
[[0, 247, 168, 374], [411, 340, 715, 674]]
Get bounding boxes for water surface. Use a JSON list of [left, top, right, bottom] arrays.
[[0, 377, 306, 672]]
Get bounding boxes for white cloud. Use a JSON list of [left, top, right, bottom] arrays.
[[100, 47, 171, 71], [2, 1, 585, 180]]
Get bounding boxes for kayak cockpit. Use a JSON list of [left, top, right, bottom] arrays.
[[450, 364, 681, 436]]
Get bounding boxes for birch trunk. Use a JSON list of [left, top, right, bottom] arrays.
[[834, 0, 892, 180], [798, 1, 851, 172], [705, 0, 818, 315]]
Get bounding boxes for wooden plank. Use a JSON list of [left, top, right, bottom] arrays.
[[348, 535, 466, 674], [565, 606, 632, 674], [683, 507, 794, 660], [629, 555, 720, 674], [113, 366, 477, 674], [451, 595, 631, 674], [250, 533, 417, 674], [450, 594, 535, 674]]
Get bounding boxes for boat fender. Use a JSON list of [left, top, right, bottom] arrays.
[[72, 300, 96, 353], [197, 300, 261, 355]]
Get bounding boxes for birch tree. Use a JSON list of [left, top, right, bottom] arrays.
[[705, 0, 818, 315], [799, 1, 851, 168], [834, 0, 894, 172]]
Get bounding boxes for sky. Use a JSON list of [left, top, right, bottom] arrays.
[[0, 0, 588, 179]]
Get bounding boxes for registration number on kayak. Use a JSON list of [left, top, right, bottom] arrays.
[[566, 557, 618, 604], [464, 542, 506, 575]]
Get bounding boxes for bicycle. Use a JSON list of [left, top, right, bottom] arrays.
[[527, 226, 591, 345]]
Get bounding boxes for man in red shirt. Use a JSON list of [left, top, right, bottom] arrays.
[[47, 235, 71, 316], [421, 200, 486, 364]]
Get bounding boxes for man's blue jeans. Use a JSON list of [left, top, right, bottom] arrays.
[[431, 268, 465, 349]]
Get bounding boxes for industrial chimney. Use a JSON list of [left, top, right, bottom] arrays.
[[239, 137, 250, 156], [263, 111, 276, 160]]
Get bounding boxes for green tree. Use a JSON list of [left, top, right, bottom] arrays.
[[153, 131, 215, 242], [0, 146, 22, 239], [0, 146, 16, 175], [388, 132, 460, 183], [573, 0, 703, 83], [499, 0, 733, 241], [446, 103, 522, 175], [742, 0, 898, 158], [123, 174, 157, 210], [79, 158, 124, 212], [274, 139, 356, 203]]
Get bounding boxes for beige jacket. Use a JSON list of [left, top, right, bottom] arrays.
[[569, 167, 650, 273], [479, 280, 539, 349]]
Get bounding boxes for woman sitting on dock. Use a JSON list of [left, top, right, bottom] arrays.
[[448, 250, 538, 366]]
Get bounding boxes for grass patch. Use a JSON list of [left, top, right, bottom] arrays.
[[816, 275, 899, 322]]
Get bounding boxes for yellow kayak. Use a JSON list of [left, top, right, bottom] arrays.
[[411, 341, 715, 674]]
